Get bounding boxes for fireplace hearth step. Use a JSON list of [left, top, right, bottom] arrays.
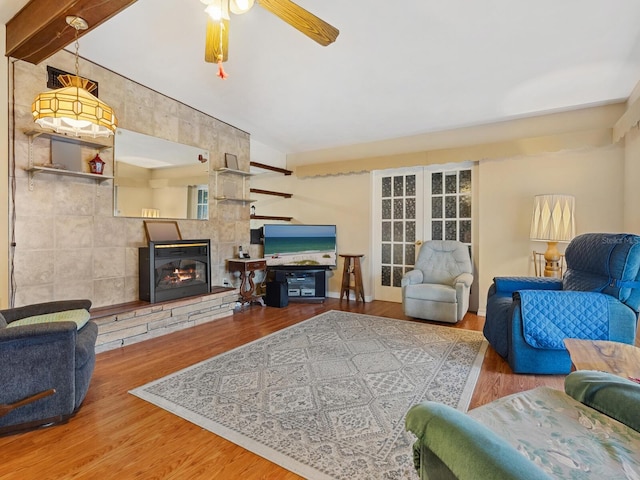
[[90, 286, 238, 354], [90, 286, 236, 320]]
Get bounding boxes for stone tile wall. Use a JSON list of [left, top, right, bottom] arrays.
[[10, 50, 250, 308]]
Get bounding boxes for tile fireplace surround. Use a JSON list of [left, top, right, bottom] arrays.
[[91, 288, 238, 353]]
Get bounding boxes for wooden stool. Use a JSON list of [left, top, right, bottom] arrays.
[[340, 254, 365, 302]]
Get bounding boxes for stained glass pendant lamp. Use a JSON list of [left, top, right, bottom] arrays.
[[31, 16, 117, 138]]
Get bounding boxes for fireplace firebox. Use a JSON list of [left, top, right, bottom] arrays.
[[139, 239, 211, 303]]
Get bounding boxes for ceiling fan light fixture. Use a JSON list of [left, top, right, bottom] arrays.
[[31, 16, 117, 138], [202, 0, 339, 80], [229, 0, 255, 15], [205, 0, 229, 20]]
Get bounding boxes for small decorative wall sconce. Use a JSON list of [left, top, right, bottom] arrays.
[[89, 154, 105, 174]]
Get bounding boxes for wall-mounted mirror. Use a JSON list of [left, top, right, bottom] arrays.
[[114, 129, 209, 220]]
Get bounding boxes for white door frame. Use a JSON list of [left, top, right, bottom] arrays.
[[371, 162, 474, 303]]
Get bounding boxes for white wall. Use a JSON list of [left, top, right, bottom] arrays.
[[250, 139, 287, 170]]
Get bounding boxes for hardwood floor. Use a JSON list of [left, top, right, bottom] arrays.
[[0, 299, 564, 479]]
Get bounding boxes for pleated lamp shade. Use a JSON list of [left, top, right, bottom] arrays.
[[530, 194, 575, 243]]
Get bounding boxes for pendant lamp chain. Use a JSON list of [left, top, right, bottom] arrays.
[[73, 26, 81, 78], [217, 0, 228, 79]]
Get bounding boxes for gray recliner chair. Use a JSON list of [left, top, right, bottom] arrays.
[[401, 240, 473, 323], [0, 299, 97, 435]]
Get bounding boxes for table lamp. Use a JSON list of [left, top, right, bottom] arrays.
[[530, 194, 575, 277]]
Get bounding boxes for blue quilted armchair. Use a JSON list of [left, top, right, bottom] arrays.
[[484, 233, 640, 374]]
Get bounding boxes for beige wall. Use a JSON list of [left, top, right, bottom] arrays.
[[8, 50, 249, 308], [256, 106, 629, 314], [250, 171, 371, 298], [114, 162, 208, 219], [289, 104, 624, 171], [624, 119, 640, 234], [251, 164, 484, 309], [253, 142, 625, 311], [477, 145, 625, 312]]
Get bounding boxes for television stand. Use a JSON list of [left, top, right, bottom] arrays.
[[268, 267, 327, 303]]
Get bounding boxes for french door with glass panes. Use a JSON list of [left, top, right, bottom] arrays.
[[372, 165, 473, 302]]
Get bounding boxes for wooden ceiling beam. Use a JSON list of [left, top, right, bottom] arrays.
[[6, 0, 138, 65]]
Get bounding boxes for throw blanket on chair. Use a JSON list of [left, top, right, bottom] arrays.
[[519, 290, 609, 349]]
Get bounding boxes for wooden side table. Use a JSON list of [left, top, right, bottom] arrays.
[[227, 258, 267, 306], [339, 254, 365, 302], [564, 339, 640, 382]]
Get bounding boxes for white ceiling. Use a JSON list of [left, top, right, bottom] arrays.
[[5, 0, 640, 156]]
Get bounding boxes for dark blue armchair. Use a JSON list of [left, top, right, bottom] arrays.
[[0, 300, 97, 435], [484, 233, 640, 374]]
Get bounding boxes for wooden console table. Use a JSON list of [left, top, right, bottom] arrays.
[[227, 258, 267, 306], [564, 339, 640, 382]]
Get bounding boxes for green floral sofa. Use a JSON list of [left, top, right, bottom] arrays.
[[406, 370, 640, 479]]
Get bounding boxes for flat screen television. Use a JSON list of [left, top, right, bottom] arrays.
[[263, 224, 337, 267]]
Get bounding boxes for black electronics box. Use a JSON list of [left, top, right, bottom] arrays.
[[265, 281, 288, 307]]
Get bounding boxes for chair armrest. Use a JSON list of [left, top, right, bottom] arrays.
[[0, 320, 77, 342], [406, 402, 551, 480], [401, 269, 423, 287], [454, 272, 473, 288], [565, 370, 640, 432], [0, 299, 92, 324], [0, 322, 77, 421], [493, 277, 562, 294]]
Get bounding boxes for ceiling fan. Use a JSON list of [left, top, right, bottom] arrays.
[[200, 0, 339, 78]]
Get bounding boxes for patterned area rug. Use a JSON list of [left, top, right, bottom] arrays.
[[130, 311, 487, 479]]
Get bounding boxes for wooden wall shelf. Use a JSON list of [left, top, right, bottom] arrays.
[[250, 161, 292, 176], [249, 162, 293, 221], [250, 188, 292, 198], [251, 214, 292, 221]]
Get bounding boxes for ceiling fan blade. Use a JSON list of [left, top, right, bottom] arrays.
[[256, 0, 339, 46], [205, 17, 229, 63]]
